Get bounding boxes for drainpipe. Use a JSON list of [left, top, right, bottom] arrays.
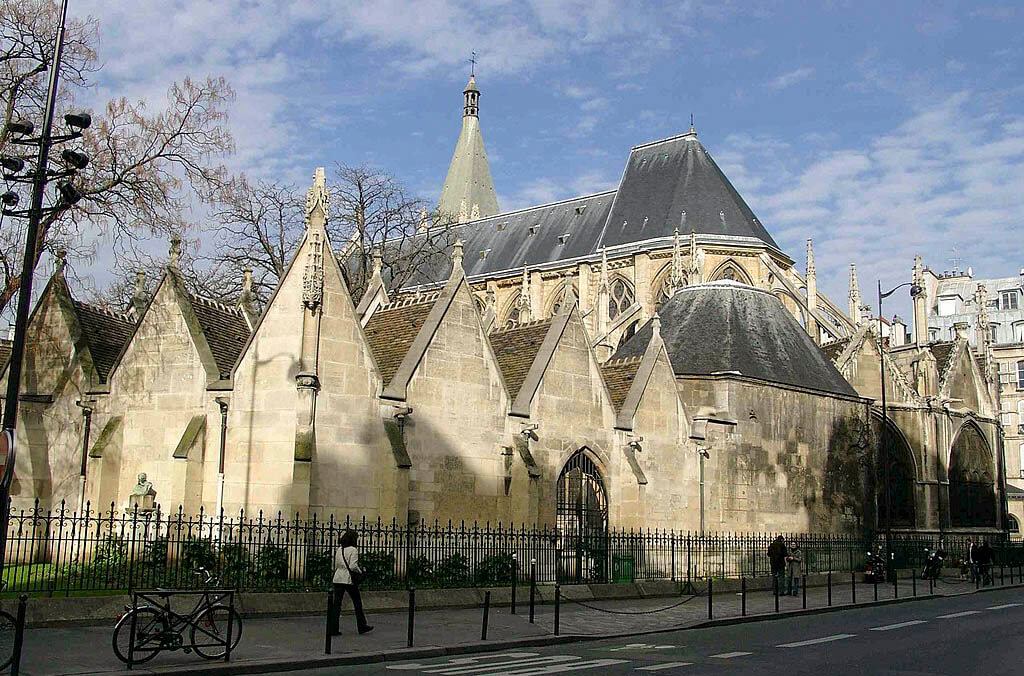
[[214, 397, 229, 527], [75, 399, 95, 515]]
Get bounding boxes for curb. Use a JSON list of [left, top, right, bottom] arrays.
[[96, 583, 1024, 676]]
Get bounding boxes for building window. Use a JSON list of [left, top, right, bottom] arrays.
[[1019, 360, 1024, 389], [937, 297, 957, 316], [989, 323, 1000, 344], [1014, 323, 1024, 343], [1002, 290, 1020, 311], [1011, 515, 1021, 534], [928, 328, 939, 342], [608, 278, 635, 321]]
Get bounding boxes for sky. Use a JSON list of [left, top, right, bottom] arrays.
[[65, 0, 1024, 319]]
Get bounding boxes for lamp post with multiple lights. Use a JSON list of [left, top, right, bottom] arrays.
[[0, 0, 91, 580]]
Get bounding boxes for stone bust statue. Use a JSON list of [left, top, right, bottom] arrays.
[[128, 472, 157, 512]]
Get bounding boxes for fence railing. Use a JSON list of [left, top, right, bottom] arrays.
[[3, 500, 1018, 596]]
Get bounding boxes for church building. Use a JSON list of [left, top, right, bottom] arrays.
[[0, 76, 1005, 542]]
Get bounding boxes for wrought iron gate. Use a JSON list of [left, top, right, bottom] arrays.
[[557, 449, 609, 583]]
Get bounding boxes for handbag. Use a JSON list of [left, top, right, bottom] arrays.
[[342, 547, 365, 586]]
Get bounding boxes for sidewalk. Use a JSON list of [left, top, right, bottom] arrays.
[[17, 577, 990, 675]]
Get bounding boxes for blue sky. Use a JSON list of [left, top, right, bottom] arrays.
[[69, 1, 1024, 318]]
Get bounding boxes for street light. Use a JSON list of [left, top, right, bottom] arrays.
[[63, 112, 91, 130], [5, 120, 33, 136], [877, 280, 923, 580]]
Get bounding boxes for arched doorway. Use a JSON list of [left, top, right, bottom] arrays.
[[876, 419, 917, 528], [949, 423, 997, 528], [557, 449, 608, 582]]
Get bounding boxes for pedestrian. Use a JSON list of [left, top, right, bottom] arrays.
[[967, 538, 978, 583], [786, 542, 803, 596], [976, 539, 994, 587], [332, 528, 373, 636], [768, 535, 788, 594]]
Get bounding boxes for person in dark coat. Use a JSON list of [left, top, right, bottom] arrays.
[[976, 539, 994, 586], [768, 536, 788, 592], [331, 529, 373, 635]]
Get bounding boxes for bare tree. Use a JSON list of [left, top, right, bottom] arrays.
[[0, 1, 234, 317]]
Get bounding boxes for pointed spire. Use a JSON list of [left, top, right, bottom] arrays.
[[169, 233, 182, 270], [416, 206, 429, 234], [517, 266, 533, 323], [912, 254, 928, 344], [451, 238, 464, 276], [975, 283, 990, 350], [687, 230, 702, 283], [559, 273, 577, 314], [668, 229, 685, 295], [599, 247, 610, 290], [238, 268, 256, 321], [848, 263, 861, 325], [372, 248, 383, 278], [806, 238, 816, 278], [805, 239, 818, 342], [439, 74, 499, 221], [131, 269, 147, 317], [304, 167, 329, 229], [652, 312, 661, 342]]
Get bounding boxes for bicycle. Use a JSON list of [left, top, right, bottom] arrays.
[[0, 582, 18, 671], [111, 567, 242, 664]]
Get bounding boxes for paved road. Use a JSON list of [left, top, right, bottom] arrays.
[[297, 587, 1024, 675]]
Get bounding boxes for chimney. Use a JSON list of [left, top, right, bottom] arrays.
[[953, 321, 969, 342]]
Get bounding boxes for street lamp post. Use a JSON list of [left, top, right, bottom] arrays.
[[877, 280, 922, 580], [0, 0, 90, 582]]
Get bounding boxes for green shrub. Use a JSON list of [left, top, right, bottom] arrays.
[[306, 549, 334, 587], [475, 553, 514, 586], [144, 537, 168, 568], [406, 555, 434, 587], [359, 551, 397, 588], [436, 554, 470, 587], [221, 544, 251, 584], [255, 544, 288, 580], [182, 539, 216, 572]]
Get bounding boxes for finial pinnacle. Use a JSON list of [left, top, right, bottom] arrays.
[[169, 233, 182, 270], [54, 247, 67, 274]]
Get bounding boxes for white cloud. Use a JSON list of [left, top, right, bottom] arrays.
[[767, 66, 815, 90]]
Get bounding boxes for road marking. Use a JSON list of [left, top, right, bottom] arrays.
[[609, 643, 675, 652], [388, 653, 541, 671], [777, 634, 856, 647], [709, 652, 753, 659], [484, 659, 629, 675], [987, 603, 1022, 610], [869, 620, 927, 631], [637, 663, 694, 671], [936, 611, 982, 618]]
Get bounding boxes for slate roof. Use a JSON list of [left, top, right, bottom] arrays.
[[928, 342, 956, 380], [489, 319, 552, 399], [363, 296, 436, 385], [600, 357, 642, 411], [601, 131, 779, 250], [613, 281, 859, 397], [71, 301, 136, 383], [353, 128, 784, 291], [188, 296, 251, 379]]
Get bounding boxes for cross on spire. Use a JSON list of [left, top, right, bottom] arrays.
[[469, 50, 477, 76]]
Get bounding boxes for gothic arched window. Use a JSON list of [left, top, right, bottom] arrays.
[[608, 278, 634, 320], [502, 294, 523, 328], [549, 285, 578, 316]]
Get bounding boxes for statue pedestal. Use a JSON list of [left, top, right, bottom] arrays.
[[128, 493, 156, 514]]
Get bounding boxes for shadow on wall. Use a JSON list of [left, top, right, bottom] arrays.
[[823, 414, 873, 534]]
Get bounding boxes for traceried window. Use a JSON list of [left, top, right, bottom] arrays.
[[1010, 515, 1021, 534], [720, 266, 738, 281], [550, 285, 577, 315], [503, 294, 522, 328], [1001, 290, 1020, 311], [654, 278, 672, 312], [608, 278, 634, 320]]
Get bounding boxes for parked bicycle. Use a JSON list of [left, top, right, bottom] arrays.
[[112, 567, 242, 664]]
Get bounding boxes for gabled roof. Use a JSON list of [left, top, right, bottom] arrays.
[[489, 319, 553, 400], [821, 336, 853, 362], [188, 295, 251, 379], [71, 301, 135, 383], [602, 130, 779, 250], [929, 342, 956, 380], [614, 281, 858, 397], [363, 295, 437, 386], [600, 357, 642, 412]]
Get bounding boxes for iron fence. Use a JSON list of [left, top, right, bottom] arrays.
[[3, 500, 1019, 596]]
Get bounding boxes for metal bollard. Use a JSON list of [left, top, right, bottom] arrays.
[[976, 570, 981, 590], [852, 571, 857, 604], [481, 591, 491, 641], [827, 572, 832, 607], [511, 553, 518, 615], [874, 575, 879, 601], [707, 577, 713, 619], [802, 574, 807, 610], [741, 577, 746, 616], [529, 559, 537, 624], [554, 584, 560, 636], [773, 574, 779, 613], [912, 569, 917, 597], [11, 595, 26, 676], [929, 575, 934, 595], [1012, 565, 1015, 585], [1001, 565, 1005, 586], [893, 569, 898, 599], [325, 588, 334, 655], [408, 588, 416, 648]]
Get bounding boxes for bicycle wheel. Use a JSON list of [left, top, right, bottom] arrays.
[[112, 607, 165, 665], [190, 604, 242, 659], [0, 610, 16, 671]]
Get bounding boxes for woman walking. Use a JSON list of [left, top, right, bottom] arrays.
[[332, 529, 373, 635]]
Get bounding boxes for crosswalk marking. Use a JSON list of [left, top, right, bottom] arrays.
[[870, 620, 927, 631], [387, 654, 628, 675], [483, 659, 629, 675], [777, 634, 856, 647], [936, 610, 981, 618], [637, 663, 694, 671], [987, 603, 1022, 610], [709, 652, 753, 659], [421, 656, 579, 674]]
